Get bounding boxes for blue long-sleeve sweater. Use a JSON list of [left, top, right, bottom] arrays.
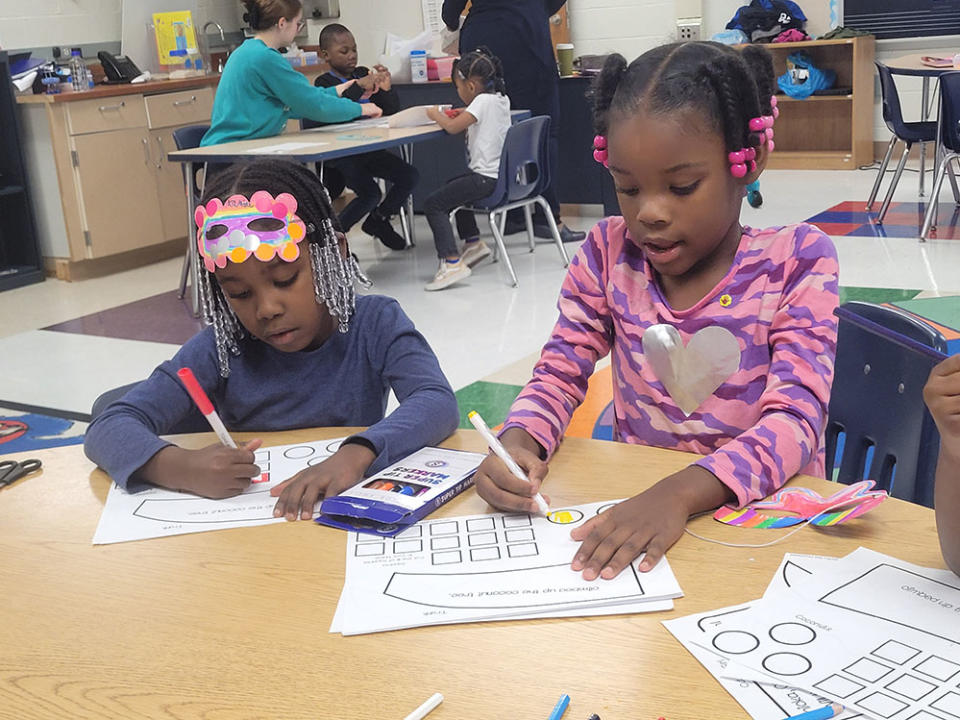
[[201, 38, 362, 146], [84, 295, 460, 489]]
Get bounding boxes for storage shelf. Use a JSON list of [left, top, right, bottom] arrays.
[[766, 150, 855, 170], [776, 94, 853, 102]]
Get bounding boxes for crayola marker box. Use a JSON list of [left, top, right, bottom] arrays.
[[317, 447, 486, 536]]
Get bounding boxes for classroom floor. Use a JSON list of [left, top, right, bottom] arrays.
[[4, 163, 960, 453]]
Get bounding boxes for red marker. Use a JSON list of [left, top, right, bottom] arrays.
[[177, 367, 237, 448]]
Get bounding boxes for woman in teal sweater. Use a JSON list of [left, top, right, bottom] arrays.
[[202, 0, 381, 147]]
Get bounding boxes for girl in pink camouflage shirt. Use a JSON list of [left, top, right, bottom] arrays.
[[474, 41, 839, 581]]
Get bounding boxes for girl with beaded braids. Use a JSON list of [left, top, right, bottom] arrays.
[[85, 159, 459, 516], [472, 42, 839, 581]]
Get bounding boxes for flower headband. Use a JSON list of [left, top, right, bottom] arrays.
[[195, 191, 307, 273]]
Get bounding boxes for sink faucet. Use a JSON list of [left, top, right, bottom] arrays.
[[202, 20, 225, 43], [202, 21, 227, 72]]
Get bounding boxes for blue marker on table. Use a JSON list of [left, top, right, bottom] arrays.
[[548, 693, 570, 720], [785, 703, 843, 720]]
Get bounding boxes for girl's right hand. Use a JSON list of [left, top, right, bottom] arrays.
[[361, 103, 383, 118], [473, 428, 550, 513], [141, 440, 262, 498]]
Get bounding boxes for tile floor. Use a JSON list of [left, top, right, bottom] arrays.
[[4, 162, 960, 453]]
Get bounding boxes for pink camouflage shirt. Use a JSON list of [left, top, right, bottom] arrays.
[[502, 216, 839, 507]]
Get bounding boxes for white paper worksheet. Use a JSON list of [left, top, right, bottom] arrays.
[[92, 438, 345, 544], [331, 499, 683, 635], [666, 549, 960, 720]]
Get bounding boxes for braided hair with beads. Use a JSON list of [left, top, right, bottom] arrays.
[[196, 159, 370, 378], [589, 42, 777, 176]]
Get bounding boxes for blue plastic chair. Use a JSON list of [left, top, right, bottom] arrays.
[[824, 301, 947, 508], [868, 63, 939, 224], [172, 125, 210, 303], [453, 116, 569, 287], [922, 70, 960, 239]]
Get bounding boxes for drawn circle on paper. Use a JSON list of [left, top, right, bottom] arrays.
[[769, 622, 816, 646], [307, 457, 326, 466], [711, 631, 760, 655], [762, 652, 812, 676], [325, 440, 343, 454], [596, 503, 617, 516], [283, 445, 316, 459], [547, 509, 584, 525]]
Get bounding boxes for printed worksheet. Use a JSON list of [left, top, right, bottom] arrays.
[[92, 438, 345, 544], [666, 550, 960, 720], [247, 141, 330, 154], [331, 499, 683, 635]]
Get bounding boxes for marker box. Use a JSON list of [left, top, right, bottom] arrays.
[[317, 447, 485, 536]]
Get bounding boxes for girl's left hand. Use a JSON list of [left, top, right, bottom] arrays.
[[270, 442, 376, 520], [569, 466, 732, 580]]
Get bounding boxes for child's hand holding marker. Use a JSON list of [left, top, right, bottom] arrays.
[[470, 416, 551, 515], [134, 366, 263, 499], [270, 442, 376, 521]]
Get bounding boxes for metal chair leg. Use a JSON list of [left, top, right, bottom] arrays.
[[523, 203, 535, 252], [488, 212, 518, 287], [178, 245, 191, 299], [947, 155, 960, 205], [921, 153, 955, 240], [877, 142, 912, 224], [866, 136, 897, 210], [535, 197, 569, 266]]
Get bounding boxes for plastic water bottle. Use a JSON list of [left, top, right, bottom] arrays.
[[69, 49, 89, 92], [410, 50, 428, 83]]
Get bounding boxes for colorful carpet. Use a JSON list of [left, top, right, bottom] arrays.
[[0, 405, 87, 455], [806, 200, 960, 239]]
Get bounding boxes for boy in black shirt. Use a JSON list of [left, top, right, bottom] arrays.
[[312, 23, 418, 250]]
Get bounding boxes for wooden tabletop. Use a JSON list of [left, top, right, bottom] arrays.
[[885, 54, 959, 76], [0, 429, 944, 719]]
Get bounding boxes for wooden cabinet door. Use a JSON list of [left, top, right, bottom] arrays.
[[150, 128, 190, 243], [549, 6, 570, 54], [71, 128, 164, 258]]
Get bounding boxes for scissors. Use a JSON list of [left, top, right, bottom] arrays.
[[0, 458, 42, 488]]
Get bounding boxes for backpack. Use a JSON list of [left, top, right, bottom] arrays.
[[777, 51, 836, 99], [726, 0, 808, 42]]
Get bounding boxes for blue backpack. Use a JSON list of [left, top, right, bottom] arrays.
[[777, 51, 836, 99]]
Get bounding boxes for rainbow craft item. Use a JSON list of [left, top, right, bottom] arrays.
[[713, 480, 887, 529], [195, 192, 307, 272]]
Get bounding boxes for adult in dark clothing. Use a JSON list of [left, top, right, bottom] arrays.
[[442, 0, 585, 244], [308, 23, 419, 250]]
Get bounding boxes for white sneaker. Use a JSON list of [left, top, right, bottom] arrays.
[[460, 240, 492, 267], [424, 259, 472, 291]]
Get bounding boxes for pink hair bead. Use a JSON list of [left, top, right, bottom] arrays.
[[766, 141, 774, 154], [773, 106, 780, 119], [749, 117, 765, 132], [749, 159, 757, 172], [593, 148, 609, 166], [764, 115, 775, 129], [744, 147, 756, 161], [730, 163, 748, 178], [728, 150, 746, 164], [593, 134, 607, 150], [770, 95, 778, 107], [765, 127, 775, 141]]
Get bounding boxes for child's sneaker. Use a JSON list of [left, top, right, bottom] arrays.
[[460, 240, 492, 267], [424, 259, 472, 291]]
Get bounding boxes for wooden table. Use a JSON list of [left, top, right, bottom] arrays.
[[0, 429, 945, 719]]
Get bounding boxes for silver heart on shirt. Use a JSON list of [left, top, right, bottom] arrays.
[[641, 324, 742, 416]]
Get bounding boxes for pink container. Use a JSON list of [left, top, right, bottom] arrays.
[[427, 56, 456, 82]]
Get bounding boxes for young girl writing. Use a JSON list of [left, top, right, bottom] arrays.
[[84, 159, 459, 521], [923, 355, 960, 575], [473, 41, 839, 579], [422, 47, 511, 291], [201, 0, 381, 147]]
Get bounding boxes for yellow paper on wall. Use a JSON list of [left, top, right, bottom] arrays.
[[153, 10, 198, 65]]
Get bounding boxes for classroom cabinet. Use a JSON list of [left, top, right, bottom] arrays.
[[18, 82, 215, 279]]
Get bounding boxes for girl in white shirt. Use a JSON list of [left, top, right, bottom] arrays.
[[424, 47, 511, 291]]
